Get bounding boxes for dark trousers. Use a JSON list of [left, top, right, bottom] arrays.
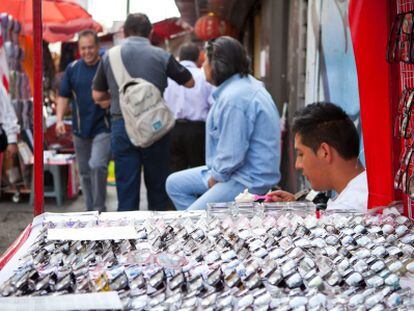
[[170, 120, 205, 173], [111, 119, 170, 211]]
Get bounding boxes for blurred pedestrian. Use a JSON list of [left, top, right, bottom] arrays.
[[166, 36, 281, 210], [164, 42, 214, 173], [56, 29, 111, 212], [92, 13, 194, 212], [0, 82, 19, 156]]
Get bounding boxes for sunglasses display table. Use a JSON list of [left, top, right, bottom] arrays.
[[0, 207, 413, 310]]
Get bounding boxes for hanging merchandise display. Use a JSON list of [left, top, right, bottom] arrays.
[[0, 13, 33, 200], [0, 13, 32, 131], [387, 0, 414, 219]]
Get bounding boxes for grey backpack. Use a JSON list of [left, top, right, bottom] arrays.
[[108, 46, 175, 148]]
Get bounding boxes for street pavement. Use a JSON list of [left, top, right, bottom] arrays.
[[0, 183, 148, 255]]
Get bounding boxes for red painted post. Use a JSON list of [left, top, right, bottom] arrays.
[[33, 0, 44, 216]]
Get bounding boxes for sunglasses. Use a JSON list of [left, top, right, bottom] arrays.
[[395, 88, 414, 139], [387, 12, 414, 63], [400, 12, 414, 62], [394, 142, 414, 193], [388, 14, 404, 62], [395, 88, 409, 138]]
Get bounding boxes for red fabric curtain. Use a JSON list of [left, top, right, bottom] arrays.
[[349, 0, 399, 208]]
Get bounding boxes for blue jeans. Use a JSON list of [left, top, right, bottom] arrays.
[[166, 166, 246, 210], [111, 119, 170, 211]]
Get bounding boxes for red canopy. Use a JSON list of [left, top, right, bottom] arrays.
[[0, 0, 102, 42], [151, 17, 192, 44]]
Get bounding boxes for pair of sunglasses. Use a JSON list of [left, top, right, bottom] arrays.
[[387, 12, 414, 63], [395, 88, 414, 139], [394, 143, 414, 194]]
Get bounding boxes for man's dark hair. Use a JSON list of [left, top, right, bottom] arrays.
[[78, 29, 99, 45], [205, 36, 249, 86], [179, 42, 200, 62], [292, 102, 360, 160], [124, 13, 152, 38]]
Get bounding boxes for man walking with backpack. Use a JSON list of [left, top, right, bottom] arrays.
[[92, 13, 194, 212]]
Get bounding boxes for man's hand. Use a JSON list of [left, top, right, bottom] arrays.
[[265, 190, 295, 202], [92, 90, 111, 103], [55, 120, 66, 136], [96, 99, 110, 109], [208, 177, 217, 188], [6, 143, 18, 156], [184, 77, 195, 88]]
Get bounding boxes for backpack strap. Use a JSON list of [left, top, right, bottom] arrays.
[[108, 46, 132, 88]]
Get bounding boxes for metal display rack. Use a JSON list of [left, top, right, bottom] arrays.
[[397, 0, 414, 219], [399, 0, 414, 89]]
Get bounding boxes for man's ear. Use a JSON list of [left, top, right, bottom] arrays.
[[318, 142, 333, 163]]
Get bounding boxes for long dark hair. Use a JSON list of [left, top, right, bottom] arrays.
[[206, 36, 249, 86]]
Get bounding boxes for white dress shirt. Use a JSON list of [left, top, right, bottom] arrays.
[[0, 82, 19, 143], [327, 171, 368, 212], [164, 60, 214, 121]]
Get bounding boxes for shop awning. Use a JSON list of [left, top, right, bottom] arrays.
[[152, 17, 192, 40], [150, 17, 192, 45], [0, 0, 102, 42]]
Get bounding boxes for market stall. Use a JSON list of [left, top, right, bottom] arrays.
[[1, 0, 414, 310]]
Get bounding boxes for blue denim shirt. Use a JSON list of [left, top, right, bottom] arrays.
[[205, 74, 281, 193]]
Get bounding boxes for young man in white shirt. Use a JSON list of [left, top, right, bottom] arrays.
[[267, 102, 367, 212]]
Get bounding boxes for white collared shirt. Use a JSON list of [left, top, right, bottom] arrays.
[[327, 171, 368, 212], [164, 60, 214, 121]]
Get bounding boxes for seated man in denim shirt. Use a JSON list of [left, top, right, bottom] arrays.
[[166, 36, 281, 210]]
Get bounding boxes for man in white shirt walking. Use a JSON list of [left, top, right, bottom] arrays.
[[267, 102, 367, 212], [164, 42, 214, 172]]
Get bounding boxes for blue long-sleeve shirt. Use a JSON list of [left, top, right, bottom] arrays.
[[205, 74, 281, 193]]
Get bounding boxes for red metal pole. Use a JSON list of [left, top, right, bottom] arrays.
[[33, 0, 44, 216]]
